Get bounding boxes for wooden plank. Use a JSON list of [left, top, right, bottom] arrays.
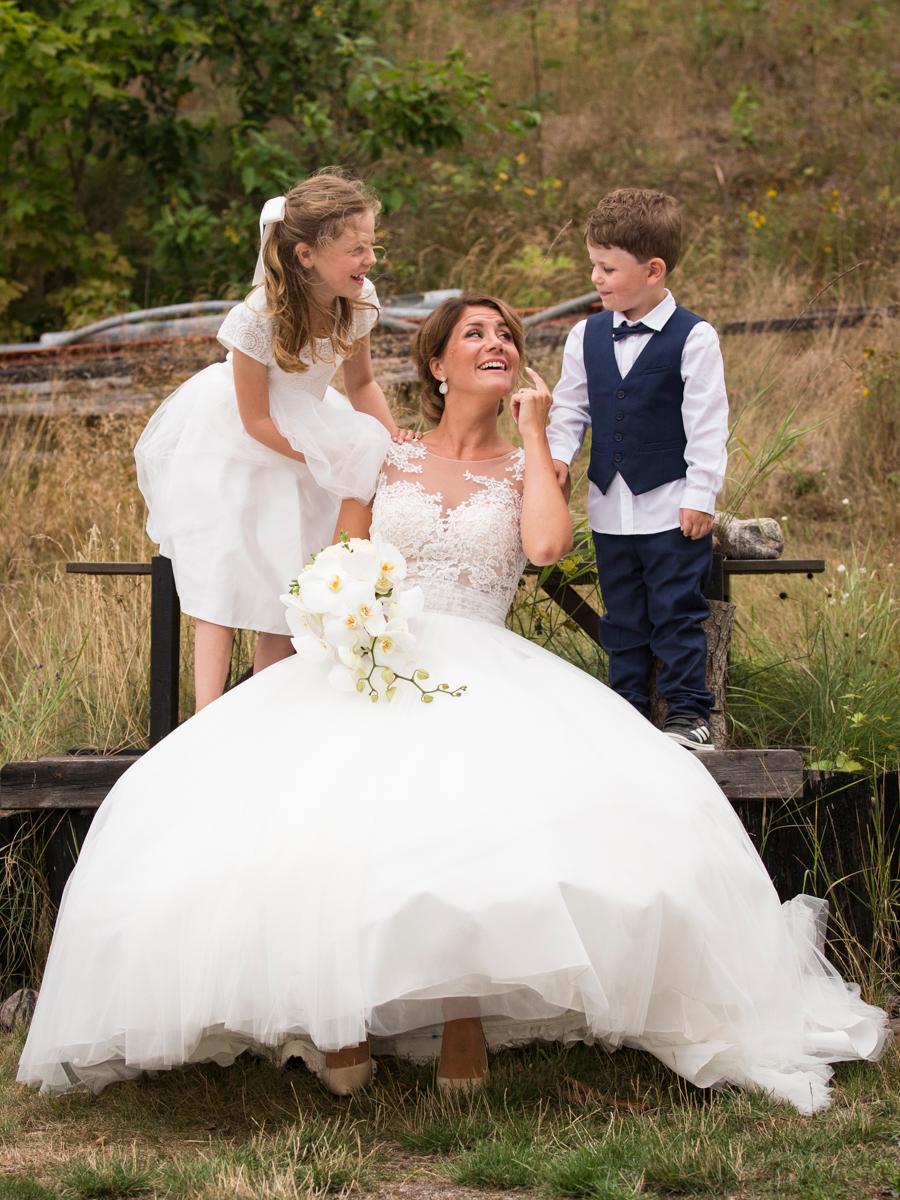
[[536, 569, 599, 640], [0, 756, 140, 811], [698, 749, 803, 800], [0, 749, 802, 809], [723, 559, 825, 576], [66, 561, 151, 575]]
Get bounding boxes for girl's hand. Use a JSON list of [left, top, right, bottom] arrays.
[[391, 426, 423, 444], [510, 368, 553, 439]]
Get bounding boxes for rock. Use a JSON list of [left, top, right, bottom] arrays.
[[0, 987, 38, 1032], [714, 514, 784, 560]]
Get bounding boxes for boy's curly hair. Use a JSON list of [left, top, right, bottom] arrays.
[[584, 188, 682, 272]]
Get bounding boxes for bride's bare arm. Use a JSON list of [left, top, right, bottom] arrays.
[[512, 368, 573, 566], [332, 497, 374, 542]]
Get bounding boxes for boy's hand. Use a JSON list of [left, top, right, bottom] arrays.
[[679, 508, 713, 540], [552, 459, 571, 498]]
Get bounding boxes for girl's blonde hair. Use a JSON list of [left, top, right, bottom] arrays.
[[258, 169, 381, 373], [414, 294, 526, 425]]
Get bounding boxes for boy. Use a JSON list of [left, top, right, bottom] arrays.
[[547, 188, 728, 748]]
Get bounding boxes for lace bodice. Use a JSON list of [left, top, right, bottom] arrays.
[[217, 279, 380, 376], [371, 441, 527, 625]]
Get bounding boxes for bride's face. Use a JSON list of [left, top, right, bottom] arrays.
[[432, 306, 520, 401]]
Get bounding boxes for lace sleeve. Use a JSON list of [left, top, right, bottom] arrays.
[[351, 280, 380, 341], [217, 292, 275, 365]]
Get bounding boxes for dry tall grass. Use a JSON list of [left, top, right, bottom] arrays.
[[0, 284, 897, 760]]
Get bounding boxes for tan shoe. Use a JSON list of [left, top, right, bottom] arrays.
[[320, 1056, 373, 1096], [436, 1068, 488, 1094]]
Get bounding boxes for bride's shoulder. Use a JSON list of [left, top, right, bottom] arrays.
[[381, 440, 427, 475]]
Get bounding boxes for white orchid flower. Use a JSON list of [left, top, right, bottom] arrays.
[[323, 609, 369, 648], [369, 542, 407, 593], [357, 596, 387, 636], [291, 634, 329, 661], [337, 644, 367, 672], [374, 616, 415, 664], [388, 585, 424, 622]]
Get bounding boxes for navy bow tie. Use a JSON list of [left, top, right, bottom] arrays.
[[612, 321, 654, 341]]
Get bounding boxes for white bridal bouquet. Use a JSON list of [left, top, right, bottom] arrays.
[[281, 533, 465, 704]]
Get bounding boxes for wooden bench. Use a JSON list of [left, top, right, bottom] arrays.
[[0, 747, 805, 931], [5, 755, 896, 972]]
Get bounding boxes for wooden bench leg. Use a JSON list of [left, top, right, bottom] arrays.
[[149, 556, 180, 745]]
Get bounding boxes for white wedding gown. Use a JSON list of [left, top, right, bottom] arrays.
[[19, 442, 887, 1111]]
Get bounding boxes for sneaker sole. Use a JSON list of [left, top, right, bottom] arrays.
[[664, 730, 714, 750]]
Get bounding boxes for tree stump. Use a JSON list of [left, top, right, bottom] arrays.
[[650, 599, 735, 747]]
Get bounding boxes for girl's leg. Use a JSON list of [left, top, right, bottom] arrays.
[[254, 632, 294, 674], [194, 619, 235, 711]]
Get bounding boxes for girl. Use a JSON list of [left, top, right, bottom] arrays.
[[135, 170, 407, 709]]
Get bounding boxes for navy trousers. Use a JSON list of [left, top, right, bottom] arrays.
[[592, 528, 714, 720]]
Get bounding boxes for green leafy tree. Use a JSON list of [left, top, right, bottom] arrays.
[[0, 0, 492, 336]]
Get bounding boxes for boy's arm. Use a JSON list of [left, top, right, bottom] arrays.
[[546, 321, 591, 493], [679, 324, 729, 537]]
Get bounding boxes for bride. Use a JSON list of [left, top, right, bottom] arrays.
[[19, 295, 886, 1111]]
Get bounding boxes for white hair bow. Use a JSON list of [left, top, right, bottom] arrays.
[[252, 195, 287, 286]]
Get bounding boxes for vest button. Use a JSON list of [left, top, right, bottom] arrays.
[[614, 432, 623, 442], [614, 452, 623, 463], [615, 389, 626, 399], [615, 412, 624, 420]]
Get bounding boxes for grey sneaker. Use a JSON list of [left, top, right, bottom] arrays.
[[663, 715, 713, 749]]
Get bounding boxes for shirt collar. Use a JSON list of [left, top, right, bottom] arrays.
[[612, 289, 675, 330]]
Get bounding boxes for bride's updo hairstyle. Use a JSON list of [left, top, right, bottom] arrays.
[[259, 168, 380, 373], [414, 294, 525, 425]]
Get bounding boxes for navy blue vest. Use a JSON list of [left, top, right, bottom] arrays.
[[584, 306, 704, 495]]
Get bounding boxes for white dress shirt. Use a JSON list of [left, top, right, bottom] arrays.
[[546, 291, 729, 535]]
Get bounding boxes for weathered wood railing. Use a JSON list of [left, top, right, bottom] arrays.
[[58, 552, 826, 745], [65, 558, 181, 746]]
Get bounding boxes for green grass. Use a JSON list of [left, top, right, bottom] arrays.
[[2, 1034, 898, 1199], [58, 1155, 154, 1198]]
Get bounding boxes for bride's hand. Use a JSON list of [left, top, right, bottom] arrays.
[[510, 368, 552, 438]]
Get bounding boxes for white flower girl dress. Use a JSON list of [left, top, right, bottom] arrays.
[[19, 442, 887, 1111], [134, 279, 390, 634]]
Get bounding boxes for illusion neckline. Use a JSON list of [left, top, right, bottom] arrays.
[[420, 443, 519, 465]]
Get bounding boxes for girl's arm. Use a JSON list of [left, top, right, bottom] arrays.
[[512, 368, 573, 566], [342, 337, 400, 436], [332, 497, 374, 542], [233, 350, 306, 462]]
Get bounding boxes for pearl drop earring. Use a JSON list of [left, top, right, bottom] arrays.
[[438, 381, 448, 395]]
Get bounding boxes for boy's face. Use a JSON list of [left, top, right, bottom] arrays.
[[587, 244, 665, 318]]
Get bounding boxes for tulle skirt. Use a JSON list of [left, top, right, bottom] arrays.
[[18, 613, 887, 1111]]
